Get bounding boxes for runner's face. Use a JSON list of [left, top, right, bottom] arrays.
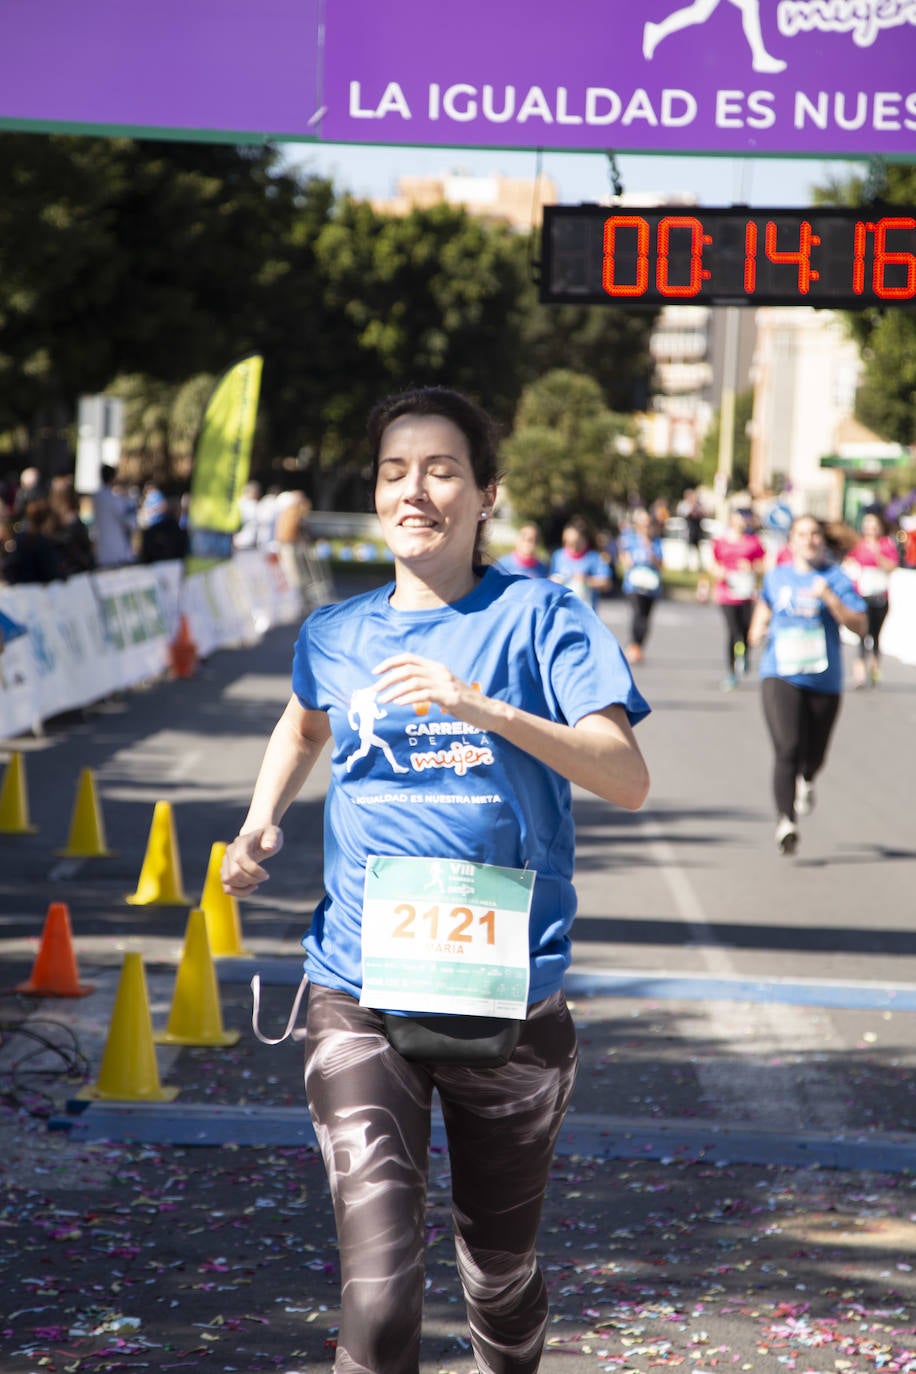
[[375, 414, 491, 572], [790, 519, 824, 565]]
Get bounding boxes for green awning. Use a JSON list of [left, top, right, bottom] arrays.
[[821, 452, 908, 471]]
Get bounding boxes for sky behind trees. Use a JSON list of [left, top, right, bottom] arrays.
[[281, 145, 868, 208]]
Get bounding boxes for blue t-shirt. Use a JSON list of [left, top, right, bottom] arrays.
[[619, 531, 664, 597], [496, 552, 549, 579], [548, 548, 608, 608], [292, 568, 650, 1005], [759, 562, 865, 693]]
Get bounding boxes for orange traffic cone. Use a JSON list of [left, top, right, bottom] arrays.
[[125, 801, 191, 906], [155, 908, 240, 1047], [14, 902, 94, 997], [55, 768, 116, 858], [77, 953, 178, 1102], [169, 615, 198, 679], [0, 751, 38, 834], [198, 841, 251, 957]]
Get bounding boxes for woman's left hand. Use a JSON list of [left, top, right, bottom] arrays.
[[373, 653, 482, 718]]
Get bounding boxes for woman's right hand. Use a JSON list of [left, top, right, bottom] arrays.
[[221, 826, 284, 896]]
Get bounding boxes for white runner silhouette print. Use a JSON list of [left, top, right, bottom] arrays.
[[345, 686, 410, 774], [643, 0, 787, 72]]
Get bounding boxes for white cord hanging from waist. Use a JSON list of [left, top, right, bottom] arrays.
[[250, 971, 310, 1044]]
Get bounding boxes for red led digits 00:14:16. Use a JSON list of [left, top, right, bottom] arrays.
[[852, 217, 916, 299], [602, 214, 712, 299]]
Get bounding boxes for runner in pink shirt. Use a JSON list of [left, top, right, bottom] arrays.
[[710, 506, 766, 690], [844, 511, 900, 687]]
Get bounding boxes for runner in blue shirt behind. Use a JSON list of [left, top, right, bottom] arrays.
[[222, 385, 650, 1374], [748, 514, 866, 855], [618, 507, 664, 664], [548, 514, 611, 608], [495, 521, 549, 578]]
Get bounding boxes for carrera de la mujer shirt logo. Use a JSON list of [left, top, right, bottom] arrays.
[[344, 686, 494, 778]]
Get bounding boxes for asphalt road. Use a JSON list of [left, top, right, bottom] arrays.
[[2, 577, 915, 1374]]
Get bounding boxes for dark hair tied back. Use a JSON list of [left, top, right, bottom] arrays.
[[367, 387, 502, 492]]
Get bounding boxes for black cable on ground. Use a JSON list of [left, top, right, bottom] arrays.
[[0, 1015, 91, 1117]]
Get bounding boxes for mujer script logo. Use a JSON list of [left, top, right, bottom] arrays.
[[776, 0, 916, 48]]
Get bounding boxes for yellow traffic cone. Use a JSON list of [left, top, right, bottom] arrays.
[[125, 801, 190, 906], [0, 751, 38, 834], [77, 953, 179, 1102], [155, 908, 240, 1047], [56, 768, 116, 858], [198, 841, 252, 957]]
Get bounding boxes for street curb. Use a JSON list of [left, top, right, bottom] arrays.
[[49, 1099, 916, 1172]]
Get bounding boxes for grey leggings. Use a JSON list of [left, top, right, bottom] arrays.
[[304, 984, 578, 1374]]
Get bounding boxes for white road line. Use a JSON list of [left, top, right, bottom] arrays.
[[640, 822, 850, 1133]]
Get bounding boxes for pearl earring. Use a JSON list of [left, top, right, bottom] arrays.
[[479, 511, 488, 522]]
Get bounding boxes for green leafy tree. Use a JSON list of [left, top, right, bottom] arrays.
[[0, 134, 313, 462], [310, 199, 529, 505], [502, 370, 641, 529], [515, 272, 658, 415], [698, 388, 754, 492], [815, 161, 916, 445]]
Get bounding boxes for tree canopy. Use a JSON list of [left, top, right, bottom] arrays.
[[815, 161, 916, 446], [502, 370, 644, 530], [0, 133, 658, 503]]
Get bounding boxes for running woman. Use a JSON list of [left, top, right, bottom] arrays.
[[710, 505, 766, 690], [844, 511, 900, 688], [222, 386, 650, 1374], [748, 515, 866, 855]]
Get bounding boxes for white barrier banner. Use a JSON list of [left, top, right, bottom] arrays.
[[93, 566, 171, 686], [150, 561, 185, 643], [0, 590, 39, 737], [882, 569, 916, 667], [0, 549, 317, 740]]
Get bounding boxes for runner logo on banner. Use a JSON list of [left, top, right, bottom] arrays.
[[360, 855, 535, 1019]]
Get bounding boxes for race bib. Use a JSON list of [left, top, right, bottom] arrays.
[[774, 624, 828, 676], [360, 855, 534, 1019], [629, 565, 661, 593], [566, 574, 590, 601], [725, 570, 756, 600], [858, 567, 889, 599]]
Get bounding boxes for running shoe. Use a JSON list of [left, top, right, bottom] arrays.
[[795, 776, 815, 816], [720, 673, 738, 692], [775, 815, 798, 855]]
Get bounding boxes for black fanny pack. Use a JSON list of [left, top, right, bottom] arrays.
[[382, 1011, 521, 1067]]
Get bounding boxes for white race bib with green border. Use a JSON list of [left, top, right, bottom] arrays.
[[629, 566, 661, 593], [858, 567, 889, 599], [726, 570, 756, 600], [774, 624, 828, 676], [360, 855, 534, 1020]]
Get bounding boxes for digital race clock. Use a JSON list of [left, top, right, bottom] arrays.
[[539, 206, 916, 309]]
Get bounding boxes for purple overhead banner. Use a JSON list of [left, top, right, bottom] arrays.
[[1, 0, 914, 156], [0, 0, 323, 139], [321, 0, 916, 156]]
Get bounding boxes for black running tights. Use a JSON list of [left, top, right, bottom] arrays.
[[629, 593, 656, 647], [859, 598, 889, 660], [761, 676, 841, 820], [304, 984, 579, 1374], [721, 600, 754, 673]]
